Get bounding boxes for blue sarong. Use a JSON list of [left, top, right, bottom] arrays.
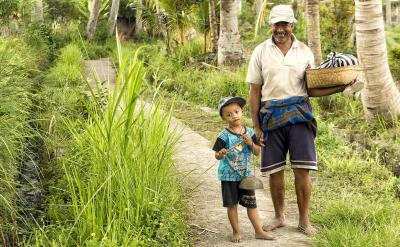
[[259, 96, 317, 140]]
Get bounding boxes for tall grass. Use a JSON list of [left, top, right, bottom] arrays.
[[44, 44, 84, 87], [33, 40, 189, 245], [0, 37, 37, 243]]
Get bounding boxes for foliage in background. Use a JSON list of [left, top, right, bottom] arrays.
[[0, 0, 19, 21], [19, 22, 58, 68], [387, 25, 400, 82], [390, 47, 400, 83], [320, 0, 356, 56]]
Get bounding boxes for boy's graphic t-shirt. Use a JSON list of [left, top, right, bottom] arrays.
[[212, 127, 258, 181]]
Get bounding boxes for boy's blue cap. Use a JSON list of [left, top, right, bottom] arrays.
[[218, 96, 246, 116]]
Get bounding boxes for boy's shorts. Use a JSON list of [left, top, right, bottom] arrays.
[[221, 181, 256, 208], [261, 122, 317, 174]]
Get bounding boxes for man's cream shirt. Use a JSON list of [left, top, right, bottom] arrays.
[[246, 36, 315, 102]]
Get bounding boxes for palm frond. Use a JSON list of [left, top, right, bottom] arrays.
[[254, 0, 273, 37]]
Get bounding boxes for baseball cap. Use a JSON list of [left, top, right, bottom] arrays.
[[218, 96, 246, 116], [269, 5, 297, 25]]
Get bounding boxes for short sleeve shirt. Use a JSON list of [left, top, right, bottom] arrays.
[[212, 127, 258, 181], [246, 36, 315, 101]]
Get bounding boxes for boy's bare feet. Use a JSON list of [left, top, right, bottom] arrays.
[[231, 232, 241, 243], [262, 217, 285, 231], [255, 230, 276, 240], [298, 224, 318, 236]]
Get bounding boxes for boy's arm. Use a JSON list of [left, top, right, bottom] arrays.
[[242, 134, 261, 156], [213, 136, 227, 160], [250, 143, 261, 156]]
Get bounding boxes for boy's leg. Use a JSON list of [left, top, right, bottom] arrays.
[[227, 205, 241, 242], [222, 181, 242, 242], [247, 208, 275, 240]]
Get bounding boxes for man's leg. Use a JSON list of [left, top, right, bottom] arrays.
[[293, 168, 317, 235], [263, 170, 286, 231]]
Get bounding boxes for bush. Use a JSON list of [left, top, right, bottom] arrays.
[[44, 44, 83, 86]]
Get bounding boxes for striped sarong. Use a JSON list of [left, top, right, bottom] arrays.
[[259, 96, 317, 140]]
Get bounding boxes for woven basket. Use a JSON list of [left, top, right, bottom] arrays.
[[306, 65, 362, 89]]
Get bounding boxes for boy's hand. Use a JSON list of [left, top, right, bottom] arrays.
[[215, 148, 228, 160], [242, 134, 253, 146]]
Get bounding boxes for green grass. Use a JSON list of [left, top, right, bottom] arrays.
[[0, 37, 39, 242], [44, 44, 84, 87], [32, 41, 190, 246]]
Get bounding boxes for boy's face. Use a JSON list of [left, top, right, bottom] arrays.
[[221, 103, 243, 127]]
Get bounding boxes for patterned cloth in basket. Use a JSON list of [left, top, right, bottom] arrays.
[[320, 52, 358, 68]]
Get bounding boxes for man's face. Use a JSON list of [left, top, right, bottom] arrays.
[[271, 22, 293, 45]]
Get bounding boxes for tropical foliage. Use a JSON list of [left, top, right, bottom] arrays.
[[0, 0, 400, 245]]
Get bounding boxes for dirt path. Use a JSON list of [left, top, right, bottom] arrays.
[[84, 58, 310, 246]]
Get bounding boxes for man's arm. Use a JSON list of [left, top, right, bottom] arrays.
[[249, 84, 262, 128], [307, 84, 347, 97], [249, 84, 265, 146]]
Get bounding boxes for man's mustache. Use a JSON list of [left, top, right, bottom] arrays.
[[273, 31, 288, 36]]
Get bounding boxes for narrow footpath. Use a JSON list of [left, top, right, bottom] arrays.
[[85, 58, 310, 246]]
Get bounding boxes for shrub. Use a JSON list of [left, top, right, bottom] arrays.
[[44, 44, 83, 86]]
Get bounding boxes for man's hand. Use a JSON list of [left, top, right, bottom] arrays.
[[342, 74, 364, 98], [254, 127, 265, 147]]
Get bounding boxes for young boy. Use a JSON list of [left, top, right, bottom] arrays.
[[212, 96, 275, 243]]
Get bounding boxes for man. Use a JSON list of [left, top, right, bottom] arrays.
[[246, 5, 348, 235]]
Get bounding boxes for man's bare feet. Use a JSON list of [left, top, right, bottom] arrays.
[[298, 224, 318, 236], [255, 230, 276, 240], [231, 232, 241, 243], [262, 217, 285, 231]]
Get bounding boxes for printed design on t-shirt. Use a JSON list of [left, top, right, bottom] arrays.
[[226, 140, 250, 176]]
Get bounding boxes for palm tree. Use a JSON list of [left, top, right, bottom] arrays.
[[86, 0, 102, 40], [192, 0, 210, 53], [218, 0, 243, 65], [305, 0, 322, 65], [34, 0, 44, 22], [134, 0, 143, 38], [108, 0, 120, 36], [159, 0, 193, 45], [355, 0, 400, 119], [209, 0, 218, 53]]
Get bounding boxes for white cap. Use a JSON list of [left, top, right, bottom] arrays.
[[269, 5, 297, 25]]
